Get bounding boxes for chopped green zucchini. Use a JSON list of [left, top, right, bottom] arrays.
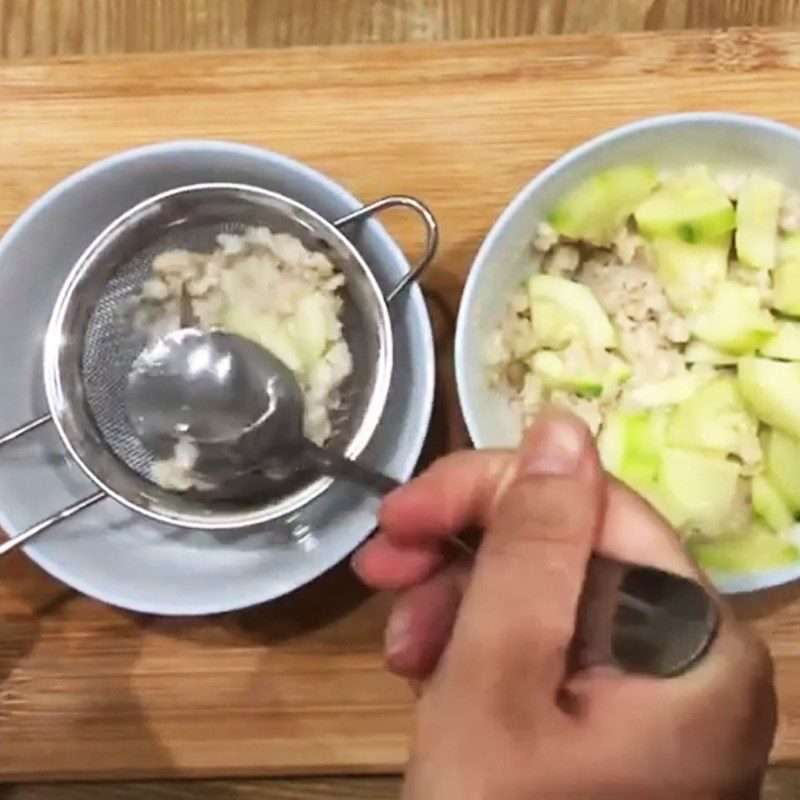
[[689, 531, 800, 573], [752, 473, 794, 532], [692, 282, 776, 355], [548, 165, 659, 245], [650, 235, 729, 313], [528, 275, 617, 349], [634, 166, 735, 243], [659, 448, 740, 531], [738, 357, 800, 439], [735, 174, 783, 270], [667, 376, 757, 457]]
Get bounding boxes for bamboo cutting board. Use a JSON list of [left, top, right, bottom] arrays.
[[5, 26, 800, 781]]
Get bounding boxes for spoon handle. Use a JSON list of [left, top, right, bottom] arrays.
[[287, 443, 719, 677], [575, 554, 720, 677], [298, 441, 400, 495]]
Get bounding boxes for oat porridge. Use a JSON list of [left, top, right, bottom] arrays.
[[134, 226, 353, 490]]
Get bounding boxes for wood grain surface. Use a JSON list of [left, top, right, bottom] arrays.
[[5, 770, 799, 800], [4, 3, 800, 797], [0, 777, 404, 799], [1, 771, 799, 800], [2, 0, 800, 59], [5, 28, 800, 789]]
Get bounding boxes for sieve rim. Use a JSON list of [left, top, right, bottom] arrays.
[[43, 182, 395, 529]]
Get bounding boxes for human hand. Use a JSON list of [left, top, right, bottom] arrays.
[[353, 409, 776, 799]]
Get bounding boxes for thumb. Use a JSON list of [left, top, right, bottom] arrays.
[[444, 409, 604, 696]]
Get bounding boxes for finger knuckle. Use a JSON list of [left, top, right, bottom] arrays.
[[492, 478, 581, 538]]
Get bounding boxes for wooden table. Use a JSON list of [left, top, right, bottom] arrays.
[[2, 2, 800, 798]]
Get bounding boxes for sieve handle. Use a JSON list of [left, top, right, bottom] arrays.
[[0, 415, 106, 556], [0, 491, 106, 558], [333, 196, 439, 304], [0, 413, 52, 447]]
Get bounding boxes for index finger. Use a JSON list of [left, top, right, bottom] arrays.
[[378, 449, 517, 543], [378, 445, 702, 580]]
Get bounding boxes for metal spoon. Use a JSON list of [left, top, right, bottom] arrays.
[[126, 327, 399, 496], [125, 327, 720, 678]]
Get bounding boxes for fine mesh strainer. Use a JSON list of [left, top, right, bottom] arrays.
[[0, 183, 437, 554]]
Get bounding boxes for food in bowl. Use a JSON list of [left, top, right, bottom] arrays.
[[134, 226, 353, 489], [484, 163, 800, 573]]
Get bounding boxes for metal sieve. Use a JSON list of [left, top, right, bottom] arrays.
[[0, 183, 437, 554]]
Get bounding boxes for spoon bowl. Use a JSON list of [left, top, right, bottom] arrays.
[[126, 327, 399, 495]]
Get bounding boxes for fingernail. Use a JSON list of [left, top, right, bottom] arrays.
[[385, 605, 412, 659], [521, 416, 586, 476]]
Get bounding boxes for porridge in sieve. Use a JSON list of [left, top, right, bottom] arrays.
[[134, 226, 353, 489]]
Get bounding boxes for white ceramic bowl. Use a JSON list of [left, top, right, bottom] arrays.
[[455, 112, 800, 595], [0, 141, 435, 614]]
